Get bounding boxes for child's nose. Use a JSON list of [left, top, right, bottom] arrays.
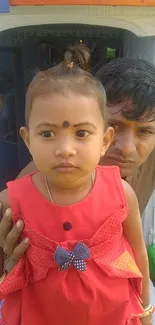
[[55, 140, 76, 158]]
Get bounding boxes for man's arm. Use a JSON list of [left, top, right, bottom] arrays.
[[0, 190, 10, 276], [16, 161, 36, 179], [0, 161, 34, 276], [0, 190, 29, 276]]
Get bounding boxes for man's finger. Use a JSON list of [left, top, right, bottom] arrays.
[[3, 220, 24, 256], [5, 238, 29, 273], [0, 202, 2, 221], [0, 208, 12, 248]]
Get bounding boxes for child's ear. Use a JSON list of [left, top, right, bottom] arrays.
[[20, 127, 30, 151], [101, 127, 114, 157]]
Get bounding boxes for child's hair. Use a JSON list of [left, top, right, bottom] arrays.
[[25, 44, 107, 126]]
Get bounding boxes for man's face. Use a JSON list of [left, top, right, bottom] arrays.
[[100, 104, 155, 178]]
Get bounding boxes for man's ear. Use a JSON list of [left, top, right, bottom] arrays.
[[20, 127, 30, 151], [101, 126, 114, 157]]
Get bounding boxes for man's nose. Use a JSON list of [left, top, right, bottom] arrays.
[[55, 139, 76, 158], [114, 132, 136, 155]]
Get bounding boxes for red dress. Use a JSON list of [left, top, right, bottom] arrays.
[[0, 166, 144, 325]]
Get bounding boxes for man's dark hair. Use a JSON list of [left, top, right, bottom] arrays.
[[95, 58, 155, 121]]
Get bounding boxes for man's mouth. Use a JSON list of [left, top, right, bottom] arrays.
[[106, 156, 135, 165]]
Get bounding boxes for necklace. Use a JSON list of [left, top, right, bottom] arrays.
[[45, 172, 95, 203]]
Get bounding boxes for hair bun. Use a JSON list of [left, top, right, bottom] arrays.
[[64, 44, 91, 70]]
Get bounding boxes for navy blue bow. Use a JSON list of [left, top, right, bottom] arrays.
[[54, 242, 90, 272]]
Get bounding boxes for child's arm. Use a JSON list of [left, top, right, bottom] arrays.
[[122, 180, 150, 309]]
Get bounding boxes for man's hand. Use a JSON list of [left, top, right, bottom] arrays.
[[0, 203, 29, 274]]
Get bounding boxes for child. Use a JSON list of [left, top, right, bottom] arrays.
[[0, 44, 153, 325]]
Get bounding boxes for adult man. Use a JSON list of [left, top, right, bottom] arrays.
[[0, 58, 155, 290], [97, 58, 155, 215]]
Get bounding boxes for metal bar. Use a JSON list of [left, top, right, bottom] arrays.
[[9, 0, 155, 6]]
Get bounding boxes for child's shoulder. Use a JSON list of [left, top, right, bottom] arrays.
[[0, 173, 34, 219], [6, 173, 33, 192], [97, 166, 136, 198], [96, 166, 135, 213], [7, 172, 35, 197], [97, 165, 120, 173], [96, 165, 121, 180]]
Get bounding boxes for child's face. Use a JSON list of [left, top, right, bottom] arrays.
[[21, 93, 113, 186]]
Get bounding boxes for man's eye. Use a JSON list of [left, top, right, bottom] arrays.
[[139, 129, 152, 135], [76, 130, 90, 138], [40, 131, 55, 138], [109, 123, 120, 131]]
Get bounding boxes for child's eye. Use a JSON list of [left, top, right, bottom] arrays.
[[40, 131, 55, 138], [76, 130, 90, 138]]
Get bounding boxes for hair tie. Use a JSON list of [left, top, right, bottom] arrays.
[[67, 62, 73, 69]]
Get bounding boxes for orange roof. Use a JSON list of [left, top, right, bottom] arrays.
[[9, 0, 155, 6]]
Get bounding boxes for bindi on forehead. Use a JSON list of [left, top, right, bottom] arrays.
[[62, 120, 70, 128]]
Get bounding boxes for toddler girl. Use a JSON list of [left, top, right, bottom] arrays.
[[0, 44, 153, 325]]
